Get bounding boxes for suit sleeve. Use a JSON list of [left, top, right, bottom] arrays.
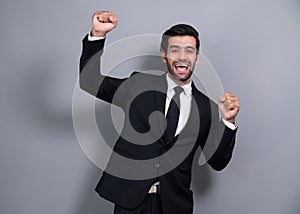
[[205, 101, 237, 171], [79, 34, 127, 105]]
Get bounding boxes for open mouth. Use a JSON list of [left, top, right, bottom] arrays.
[[174, 64, 189, 73]]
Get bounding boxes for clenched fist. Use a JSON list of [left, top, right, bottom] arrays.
[[91, 11, 118, 37], [218, 93, 240, 124]]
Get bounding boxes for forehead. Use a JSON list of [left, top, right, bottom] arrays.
[[167, 36, 197, 48]]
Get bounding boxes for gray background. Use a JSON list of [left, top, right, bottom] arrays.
[[1, 0, 300, 214]]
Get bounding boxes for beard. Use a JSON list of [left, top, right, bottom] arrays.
[[166, 58, 196, 83]]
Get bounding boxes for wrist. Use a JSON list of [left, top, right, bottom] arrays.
[[91, 29, 106, 37], [223, 117, 235, 124]]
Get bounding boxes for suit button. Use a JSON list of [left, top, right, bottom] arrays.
[[155, 163, 160, 168]]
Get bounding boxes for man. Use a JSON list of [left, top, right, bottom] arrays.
[[79, 11, 240, 214]]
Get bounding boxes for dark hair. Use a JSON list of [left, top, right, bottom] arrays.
[[160, 24, 200, 54]]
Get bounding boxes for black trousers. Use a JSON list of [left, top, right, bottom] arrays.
[[114, 194, 164, 214]]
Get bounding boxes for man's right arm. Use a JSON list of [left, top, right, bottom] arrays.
[[79, 11, 125, 103], [79, 33, 105, 72]]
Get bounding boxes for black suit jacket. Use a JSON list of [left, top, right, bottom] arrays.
[[79, 35, 237, 214]]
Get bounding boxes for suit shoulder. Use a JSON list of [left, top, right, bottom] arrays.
[[129, 72, 165, 82]]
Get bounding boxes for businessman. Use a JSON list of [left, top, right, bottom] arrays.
[[79, 11, 240, 214]]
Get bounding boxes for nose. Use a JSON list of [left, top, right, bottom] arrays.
[[178, 49, 187, 60]]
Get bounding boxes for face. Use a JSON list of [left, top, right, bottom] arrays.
[[161, 36, 200, 85]]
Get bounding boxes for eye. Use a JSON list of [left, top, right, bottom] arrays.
[[170, 49, 179, 53], [186, 49, 195, 54]]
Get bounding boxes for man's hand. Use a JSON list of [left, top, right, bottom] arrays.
[[91, 11, 118, 37], [218, 93, 240, 124]]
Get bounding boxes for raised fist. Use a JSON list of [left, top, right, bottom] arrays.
[[91, 11, 118, 37], [218, 93, 240, 124]]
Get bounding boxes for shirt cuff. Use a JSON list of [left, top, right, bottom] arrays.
[[88, 32, 106, 41], [222, 118, 238, 130]]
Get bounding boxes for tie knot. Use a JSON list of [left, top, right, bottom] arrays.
[[174, 86, 183, 95]]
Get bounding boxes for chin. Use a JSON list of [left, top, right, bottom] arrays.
[[170, 73, 192, 84], [177, 72, 193, 82]]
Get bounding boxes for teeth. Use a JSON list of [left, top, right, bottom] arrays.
[[175, 64, 188, 68]]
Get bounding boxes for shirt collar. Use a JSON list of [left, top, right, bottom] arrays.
[[166, 73, 192, 96]]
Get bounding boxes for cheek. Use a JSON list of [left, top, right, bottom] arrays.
[[166, 53, 177, 61]]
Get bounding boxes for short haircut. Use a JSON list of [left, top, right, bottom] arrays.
[[160, 24, 200, 54]]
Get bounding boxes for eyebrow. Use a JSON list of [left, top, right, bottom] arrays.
[[169, 45, 196, 51]]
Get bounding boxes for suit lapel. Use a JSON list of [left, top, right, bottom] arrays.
[[153, 74, 168, 142], [154, 74, 167, 112]]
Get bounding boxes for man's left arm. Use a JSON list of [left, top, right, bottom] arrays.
[[206, 93, 240, 171]]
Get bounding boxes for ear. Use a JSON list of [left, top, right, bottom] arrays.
[[195, 53, 200, 64], [161, 51, 167, 64]]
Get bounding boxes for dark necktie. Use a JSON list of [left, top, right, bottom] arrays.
[[164, 86, 183, 143]]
